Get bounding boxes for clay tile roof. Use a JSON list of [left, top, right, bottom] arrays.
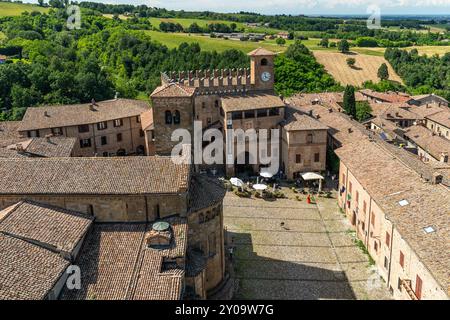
[[404, 125, 450, 160], [335, 140, 450, 293], [0, 157, 190, 195], [426, 110, 450, 128], [189, 174, 226, 213], [0, 147, 29, 158], [247, 47, 276, 56], [62, 218, 187, 300], [283, 108, 328, 131], [221, 93, 285, 112], [18, 99, 150, 131], [411, 106, 445, 119], [0, 121, 25, 147], [0, 200, 93, 255], [140, 110, 154, 131], [151, 83, 196, 98], [3, 137, 76, 158], [360, 89, 411, 103], [0, 233, 70, 300]]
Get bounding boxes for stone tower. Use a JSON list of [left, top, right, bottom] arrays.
[[248, 48, 276, 91], [150, 83, 196, 156]]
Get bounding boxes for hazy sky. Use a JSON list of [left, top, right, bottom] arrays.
[[32, 0, 450, 15]]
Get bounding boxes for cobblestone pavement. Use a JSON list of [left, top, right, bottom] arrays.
[[224, 190, 391, 300]]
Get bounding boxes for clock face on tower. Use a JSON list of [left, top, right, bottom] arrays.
[[261, 71, 271, 82]]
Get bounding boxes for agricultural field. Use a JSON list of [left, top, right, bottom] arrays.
[[351, 45, 450, 57], [0, 1, 49, 16], [145, 30, 288, 53], [313, 51, 403, 86]]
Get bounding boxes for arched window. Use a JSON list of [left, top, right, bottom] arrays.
[[173, 110, 181, 124], [215, 100, 219, 108], [261, 58, 268, 66], [165, 110, 172, 124]]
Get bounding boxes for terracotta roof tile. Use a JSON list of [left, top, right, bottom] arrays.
[[221, 93, 285, 112], [0, 157, 190, 195], [62, 218, 187, 300], [1, 137, 76, 158], [0, 121, 25, 147], [0, 200, 93, 255], [18, 99, 149, 131], [404, 125, 450, 160], [0, 233, 69, 300], [284, 107, 328, 131], [151, 83, 196, 98], [140, 110, 154, 131], [335, 140, 450, 292], [426, 110, 450, 128], [247, 48, 276, 56]]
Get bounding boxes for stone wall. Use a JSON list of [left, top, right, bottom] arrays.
[[152, 96, 194, 155], [0, 193, 188, 223], [187, 203, 225, 293]]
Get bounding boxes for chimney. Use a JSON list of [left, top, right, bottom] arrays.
[[440, 152, 448, 163], [15, 143, 24, 152], [348, 128, 353, 133], [328, 108, 333, 113], [44, 111, 50, 117], [432, 172, 443, 184], [89, 99, 96, 111], [309, 110, 313, 117]]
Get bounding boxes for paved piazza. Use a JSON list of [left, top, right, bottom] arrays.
[[224, 189, 391, 300]]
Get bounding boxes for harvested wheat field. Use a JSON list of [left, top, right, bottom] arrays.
[[313, 51, 403, 86]]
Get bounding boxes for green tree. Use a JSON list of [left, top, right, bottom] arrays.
[[343, 85, 356, 118], [346, 58, 356, 68], [338, 39, 350, 53], [319, 38, 329, 48], [276, 38, 286, 46], [355, 101, 372, 122], [377, 63, 389, 81]]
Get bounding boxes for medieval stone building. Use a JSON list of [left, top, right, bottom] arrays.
[[147, 48, 328, 178]]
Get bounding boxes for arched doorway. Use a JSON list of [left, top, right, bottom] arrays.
[[235, 152, 255, 176]]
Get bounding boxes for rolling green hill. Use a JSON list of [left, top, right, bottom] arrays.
[[0, 1, 49, 16]]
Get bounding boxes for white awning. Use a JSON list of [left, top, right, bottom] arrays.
[[301, 172, 324, 181]]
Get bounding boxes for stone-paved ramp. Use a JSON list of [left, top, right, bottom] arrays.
[[224, 193, 391, 300]]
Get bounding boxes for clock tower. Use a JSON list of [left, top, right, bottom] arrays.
[[248, 48, 276, 91]]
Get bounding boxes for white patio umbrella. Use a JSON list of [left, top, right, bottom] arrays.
[[253, 184, 268, 191], [260, 170, 274, 179], [301, 172, 325, 191], [230, 177, 245, 191]]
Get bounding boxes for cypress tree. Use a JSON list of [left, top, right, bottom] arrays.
[[343, 85, 356, 118]]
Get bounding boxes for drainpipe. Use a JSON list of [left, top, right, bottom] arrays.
[[387, 223, 395, 290], [365, 198, 372, 247]]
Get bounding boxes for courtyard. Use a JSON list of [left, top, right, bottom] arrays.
[[224, 188, 391, 300]]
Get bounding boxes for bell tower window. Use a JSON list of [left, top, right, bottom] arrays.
[[261, 58, 268, 66], [173, 110, 181, 124], [165, 110, 172, 124]]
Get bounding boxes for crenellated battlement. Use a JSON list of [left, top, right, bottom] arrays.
[[161, 68, 255, 94]]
